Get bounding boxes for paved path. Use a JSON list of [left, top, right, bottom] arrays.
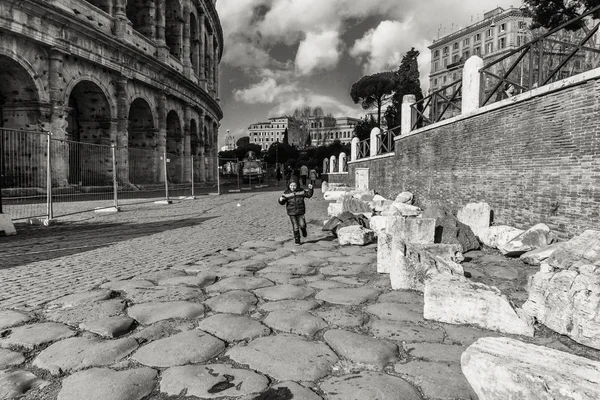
[[1, 189, 596, 400]]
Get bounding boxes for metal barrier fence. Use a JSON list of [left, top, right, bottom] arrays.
[[411, 78, 462, 129], [0, 128, 289, 222]]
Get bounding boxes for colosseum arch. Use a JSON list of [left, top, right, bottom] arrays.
[[165, 0, 183, 59], [65, 80, 113, 186], [126, 0, 156, 40], [0, 54, 45, 130], [128, 98, 156, 184], [166, 110, 183, 182], [190, 12, 199, 75], [190, 118, 199, 155]]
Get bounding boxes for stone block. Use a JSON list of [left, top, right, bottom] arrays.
[[423, 206, 479, 252], [389, 217, 435, 244], [392, 203, 421, 216], [390, 239, 464, 291], [394, 192, 413, 204], [372, 200, 395, 213], [377, 233, 393, 274], [341, 195, 372, 214], [327, 203, 343, 217], [323, 190, 350, 201], [546, 229, 600, 270], [321, 181, 329, 193], [337, 226, 375, 246], [462, 337, 600, 400], [523, 265, 600, 349], [369, 216, 389, 237], [456, 202, 491, 239], [519, 242, 564, 266], [478, 225, 524, 249], [500, 223, 557, 257], [424, 274, 533, 336]]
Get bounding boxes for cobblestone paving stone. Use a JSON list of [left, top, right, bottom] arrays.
[[1, 189, 598, 399]]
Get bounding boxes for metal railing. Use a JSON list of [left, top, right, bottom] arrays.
[[411, 78, 462, 129], [377, 125, 402, 155], [357, 139, 370, 159], [480, 5, 600, 106]]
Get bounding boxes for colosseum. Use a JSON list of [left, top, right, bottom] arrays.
[[0, 0, 222, 186]]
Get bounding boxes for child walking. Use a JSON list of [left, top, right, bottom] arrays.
[[278, 178, 314, 245]]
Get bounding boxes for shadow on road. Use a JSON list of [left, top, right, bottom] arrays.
[[0, 216, 217, 269]]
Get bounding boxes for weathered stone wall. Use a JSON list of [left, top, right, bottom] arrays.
[[0, 0, 222, 187], [329, 76, 600, 238]]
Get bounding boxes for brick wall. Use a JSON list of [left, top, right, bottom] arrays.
[[329, 78, 600, 239]]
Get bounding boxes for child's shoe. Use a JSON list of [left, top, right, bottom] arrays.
[[294, 231, 301, 245], [301, 227, 307, 238]]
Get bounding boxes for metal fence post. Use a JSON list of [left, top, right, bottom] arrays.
[[46, 131, 53, 221], [217, 157, 221, 195], [191, 156, 195, 198], [111, 144, 118, 209], [163, 152, 170, 201]]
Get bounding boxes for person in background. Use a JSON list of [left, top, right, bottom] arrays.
[[300, 164, 309, 186], [284, 166, 292, 187], [309, 167, 318, 188], [276, 166, 282, 185]]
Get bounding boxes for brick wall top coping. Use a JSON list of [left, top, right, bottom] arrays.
[[398, 65, 600, 142], [348, 151, 396, 165]]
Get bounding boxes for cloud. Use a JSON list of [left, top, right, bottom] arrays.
[[295, 31, 342, 76], [233, 77, 298, 104]]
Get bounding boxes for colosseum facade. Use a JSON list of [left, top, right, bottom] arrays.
[[0, 0, 222, 185]]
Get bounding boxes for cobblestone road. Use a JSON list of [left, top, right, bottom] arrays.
[[0, 189, 328, 310]]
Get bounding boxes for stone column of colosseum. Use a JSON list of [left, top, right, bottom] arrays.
[[157, 92, 167, 183], [115, 76, 130, 184], [156, 0, 168, 61], [183, 105, 192, 183]]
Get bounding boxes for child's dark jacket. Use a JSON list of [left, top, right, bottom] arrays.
[[278, 187, 313, 216]]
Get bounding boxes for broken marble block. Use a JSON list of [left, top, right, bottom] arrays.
[[519, 242, 563, 266], [546, 229, 600, 270], [456, 202, 491, 240], [388, 217, 435, 245], [337, 226, 375, 246], [369, 216, 389, 237], [500, 223, 557, 257], [341, 195, 372, 214], [327, 203, 343, 217], [394, 192, 413, 204], [424, 274, 533, 336], [390, 240, 464, 291], [377, 233, 393, 274], [523, 265, 600, 349], [478, 225, 523, 249], [391, 203, 421, 217], [462, 337, 600, 400]]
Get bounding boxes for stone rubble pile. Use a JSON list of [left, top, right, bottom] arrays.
[[320, 185, 600, 399]]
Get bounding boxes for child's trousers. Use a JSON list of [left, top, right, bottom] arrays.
[[289, 214, 306, 232]]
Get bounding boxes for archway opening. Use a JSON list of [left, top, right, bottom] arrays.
[[0, 55, 43, 188], [166, 110, 182, 182], [190, 13, 199, 75], [126, 0, 155, 40], [165, 0, 183, 59], [66, 80, 112, 185], [128, 98, 156, 184]]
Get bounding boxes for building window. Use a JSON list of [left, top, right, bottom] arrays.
[[434, 50, 439, 58], [443, 76, 447, 83], [463, 50, 470, 59], [474, 46, 481, 56], [434, 61, 439, 72], [519, 21, 527, 29], [486, 28, 493, 38], [474, 33, 481, 41], [433, 78, 438, 87], [499, 23, 506, 32], [443, 46, 449, 55], [443, 58, 448, 67], [498, 37, 506, 49], [453, 42, 459, 50], [463, 38, 470, 46], [452, 54, 460, 63], [574, 59, 581, 69], [486, 42, 493, 54]]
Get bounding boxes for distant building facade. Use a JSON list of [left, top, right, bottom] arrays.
[[429, 7, 532, 91], [249, 117, 301, 151], [308, 116, 360, 146]]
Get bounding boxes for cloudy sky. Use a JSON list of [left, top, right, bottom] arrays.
[[216, 0, 520, 141]]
